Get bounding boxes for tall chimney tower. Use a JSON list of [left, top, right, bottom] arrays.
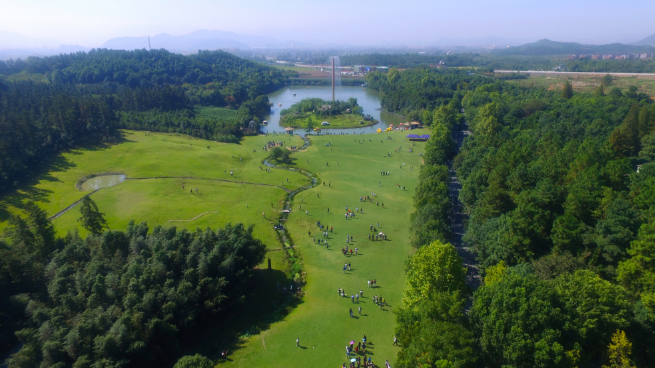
[[332, 57, 335, 90]]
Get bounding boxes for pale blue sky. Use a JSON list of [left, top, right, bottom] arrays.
[[0, 0, 653, 46]]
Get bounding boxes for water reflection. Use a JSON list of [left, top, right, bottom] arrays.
[[264, 86, 405, 136]]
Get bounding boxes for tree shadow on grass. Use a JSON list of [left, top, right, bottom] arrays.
[[178, 268, 303, 361]]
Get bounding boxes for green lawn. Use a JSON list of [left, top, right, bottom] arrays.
[[0, 131, 307, 249], [0, 128, 428, 367], [281, 113, 378, 129], [221, 129, 429, 367]]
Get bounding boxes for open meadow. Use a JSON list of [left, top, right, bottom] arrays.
[[0, 130, 308, 253], [0, 127, 428, 367], [220, 129, 429, 367]]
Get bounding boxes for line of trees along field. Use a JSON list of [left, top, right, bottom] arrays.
[[0, 49, 294, 193], [341, 53, 655, 73], [0, 195, 266, 368], [368, 68, 655, 367]]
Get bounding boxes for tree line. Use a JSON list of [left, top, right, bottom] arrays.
[[370, 68, 655, 367], [0, 49, 290, 193], [0, 196, 266, 367]]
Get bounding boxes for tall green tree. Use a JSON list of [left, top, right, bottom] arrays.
[[562, 80, 574, 99], [594, 84, 605, 97], [610, 104, 641, 158], [403, 241, 466, 307], [424, 123, 455, 165], [78, 196, 108, 234], [603, 74, 614, 86]]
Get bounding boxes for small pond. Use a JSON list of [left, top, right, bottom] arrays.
[[263, 85, 405, 136], [81, 175, 126, 191]]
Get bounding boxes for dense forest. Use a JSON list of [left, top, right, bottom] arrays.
[[368, 68, 655, 367], [0, 49, 291, 193], [0, 197, 266, 367]]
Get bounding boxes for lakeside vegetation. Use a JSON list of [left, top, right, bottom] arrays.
[[279, 97, 377, 129]]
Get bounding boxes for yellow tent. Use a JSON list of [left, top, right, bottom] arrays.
[[377, 128, 382, 133]]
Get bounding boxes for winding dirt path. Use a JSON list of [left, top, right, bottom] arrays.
[[167, 211, 218, 222]]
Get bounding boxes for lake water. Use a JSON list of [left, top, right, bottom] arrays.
[[263, 85, 405, 136], [81, 174, 126, 191]]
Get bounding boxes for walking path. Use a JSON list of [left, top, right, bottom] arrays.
[[448, 123, 480, 289], [167, 211, 218, 222]]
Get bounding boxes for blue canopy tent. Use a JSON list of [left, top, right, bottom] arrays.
[[407, 133, 427, 141]]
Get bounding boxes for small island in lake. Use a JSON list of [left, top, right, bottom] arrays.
[[279, 98, 378, 129]]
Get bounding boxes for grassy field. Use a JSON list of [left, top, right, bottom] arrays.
[[0, 127, 428, 367], [507, 73, 655, 97], [280, 113, 378, 129], [0, 131, 307, 251], [220, 129, 429, 367]]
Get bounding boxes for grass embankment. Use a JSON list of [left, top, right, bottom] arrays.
[[221, 129, 429, 367], [280, 113, 378, 129], [0, 131, 307, 254]]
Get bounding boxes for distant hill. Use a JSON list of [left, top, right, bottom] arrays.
[[103, 33, 250, 51], [633, 33, 655, 46], [102, 29, 311, 51], [493, 39, 655, 56], [431, 35, 526, 47]]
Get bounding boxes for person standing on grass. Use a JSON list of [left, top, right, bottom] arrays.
[[350, 308, 353, 318], [355, 247, 358, 255], [296, 338, 299, 347], [393, 336, 398, 345], [358, 306, 362, 315], [356, 293, 359, 302], [368, 280, 371, 288], [351, 295, 355, 303]]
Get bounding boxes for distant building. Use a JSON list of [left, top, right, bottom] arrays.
[[641, 53, 649, 59], [568, 55, 577, 60], [591, 55, 600, 60], [603, 54, 614, 60]]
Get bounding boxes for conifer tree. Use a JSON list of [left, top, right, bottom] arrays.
[[561, 80, 573, 99], [602, 73, 613, 86], [594, 84, 605, 97], [78, 196, 108, 234], [602, 330, 635, 368], [610, 104, 641, 158], [639, 105, 651, 137]]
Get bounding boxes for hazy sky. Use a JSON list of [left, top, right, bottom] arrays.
[[1, 0, 653, 47]]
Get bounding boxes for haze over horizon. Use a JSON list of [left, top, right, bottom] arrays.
[[1, 0, 654, 49]]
